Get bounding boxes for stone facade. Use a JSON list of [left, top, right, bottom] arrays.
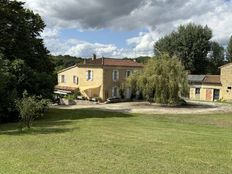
[[220, 63, 232, 101]]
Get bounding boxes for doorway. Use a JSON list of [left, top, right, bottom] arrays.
[[213, 89, 220, 101]]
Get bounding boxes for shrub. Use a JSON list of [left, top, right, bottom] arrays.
[[15, 91, 49, 129]]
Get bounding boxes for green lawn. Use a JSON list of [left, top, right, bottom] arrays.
[[0, 109, 232, 174]]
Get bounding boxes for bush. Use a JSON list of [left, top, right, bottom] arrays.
[[73, 88, 81, 98], [15, 91, 49, 129]]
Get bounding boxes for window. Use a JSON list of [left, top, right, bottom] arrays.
[[73, 76, 78, 84], [61, 75, 65, 83], [195, 88, 200, 95], [112, 70, 119, 81], [228, 87, 232, 90], [126, 70, 132, 78], [86, 70, 93, 81], [112, 86, 119, 97]]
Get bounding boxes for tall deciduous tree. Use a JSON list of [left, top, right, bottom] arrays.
[[227, 36, 232, 62], [0, 0, 53, 73], [0, 0, 55, 121], [126, 54, 188, 104], [207, 41, 225, 74], [155, 23, 212, 74]]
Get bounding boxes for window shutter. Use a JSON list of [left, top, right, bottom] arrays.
[[58, 75, 61, 83], [112, 71, 114, 81], [86, 71, 89, 80], [112, 87, 115, 97], [117, 71, 119, 80], [91, 70, 93, 80]]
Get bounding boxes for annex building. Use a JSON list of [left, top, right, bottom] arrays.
[[188, 63, 232, 102]]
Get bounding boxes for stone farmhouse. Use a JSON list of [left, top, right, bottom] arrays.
[[55, 55, 143, 101]]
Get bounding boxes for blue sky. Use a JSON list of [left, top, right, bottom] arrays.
[[60, 28, 146, 48], [22, 0, 232, 58]]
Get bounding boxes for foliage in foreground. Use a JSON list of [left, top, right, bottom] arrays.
[[16, 91, 49, 129], [126, 54, 188, 104], [0, 0, 55, 122]]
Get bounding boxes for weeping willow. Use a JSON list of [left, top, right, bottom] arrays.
[[126, 54, 188, 104]]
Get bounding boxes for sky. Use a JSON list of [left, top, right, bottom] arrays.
[[20, 0, 232, 58]]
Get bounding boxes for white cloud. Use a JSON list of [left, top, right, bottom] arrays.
[[19, 0, 232, 57], [44, 36, 145, 58]]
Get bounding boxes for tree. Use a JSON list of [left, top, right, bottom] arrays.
[[16, 91, 49, 129], [207, 42, 225, 74], [0, 56, 18, 122], [126, 54, 188, 104], [50, 55, 83, 72], [0, 0, 55, 121], [0, 0, 53, 73], [227, 36, 232, 62], [155, 23, 212, 74]]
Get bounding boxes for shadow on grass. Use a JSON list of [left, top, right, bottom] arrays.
[[0, 127, 79, 136], [0, 108, 133, 135]]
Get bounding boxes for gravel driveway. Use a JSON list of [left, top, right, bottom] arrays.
[[52, 100, 232, 114]]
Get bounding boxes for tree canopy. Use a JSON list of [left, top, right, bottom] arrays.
[[207, 41, 225, 74], [50, 55, 83, 72], [155, 23, 212, 74], [227, 36, 232, 62], [126, 54, 188, 104], [0, 0, 55, 122]]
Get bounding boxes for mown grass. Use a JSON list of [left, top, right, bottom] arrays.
[[0, 109, 232, 174]]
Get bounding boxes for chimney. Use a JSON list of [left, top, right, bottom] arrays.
[[102, 57, 104, 65], [92, 53, 96, 61]]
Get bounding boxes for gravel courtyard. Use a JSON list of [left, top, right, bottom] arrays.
[[52, 100, 232, 114]]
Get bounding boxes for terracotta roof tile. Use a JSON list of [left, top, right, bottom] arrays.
[[202, 75, 221, 84], [81, 58, 143, 67]]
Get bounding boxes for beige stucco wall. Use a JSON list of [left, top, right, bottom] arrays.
[[220, 64, 232, 101], [189, 85, 201, 100], [57, 65, 142, 101], [200, 84, 222, 101], [102, 66, 142, 100], [189, 84, 222, 101], [57, 66, 104, 99]]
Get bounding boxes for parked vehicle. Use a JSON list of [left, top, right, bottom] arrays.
[[104, 97, 121, 104]]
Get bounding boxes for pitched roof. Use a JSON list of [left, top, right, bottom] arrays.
[[202, 75, 221, 84], [81, 58, 144, 67], [188, 75, 221, 85], [188, 75, 205, 82], [219, 62, 232, 69], [57, 65, 78, 73]]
